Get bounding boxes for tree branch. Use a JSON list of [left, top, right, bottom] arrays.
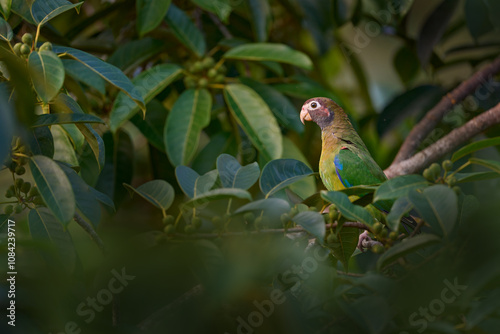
[[73, 212, 105, 253], [385, 102, 500, 178], [392, 56, 500, 164]]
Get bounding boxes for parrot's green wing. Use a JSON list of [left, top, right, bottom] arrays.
[[334, 147, 386, 188]]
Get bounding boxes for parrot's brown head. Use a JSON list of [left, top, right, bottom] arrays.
[[300, 97, 344, 129]]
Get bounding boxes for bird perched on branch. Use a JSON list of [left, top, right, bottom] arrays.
[[300, 97, 416, 241]]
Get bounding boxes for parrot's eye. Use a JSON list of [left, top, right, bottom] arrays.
[[310, 101, 320, 109]]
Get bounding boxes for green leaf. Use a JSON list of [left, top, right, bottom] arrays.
[[386, 197, 413, 231], [89, 187, 115, 212], [12, 1, 34, 24], [259, 159, 314, 197], [292, 211, 326, 242], [321, 191, 375, 227], [62, 59, 106, 95], [455, 171, 500, 183], [131, 99, 167, 151], [272, 76, 341, 102], [0, 87, 14, 164], [28, 50, 65, 103], [165, 4, 206, 57], [192, 132, 238, 174], [240, 78, 304, 133], [338, 185, 378, 197], [52, 45, 145, 112], [52, 94, 105, 171], [394, 45, 419, 86], [175, 166, 218, 198], [110, 64, 182, 132], [374, 175, 429, 202], [377, 234, 441, 270], [33, 113, 104, 127], [191, 0, 231, 22], [108, 38, 165, 72], [30, 155, 75, 224], [0, 0, 11, 19], [124, 180, 174, 211], [0, 16, 12, 40], [28, 208, 77, 272], [182, 188, 251, 209], [248, 0, 271, 42], [58, 162, 101, 228], [51, 125, 78, 167], [27, 127, 54, 158], [330, 227, 359, 271], [469, 158, 500, 174], [234, 198, 290, 216], [466, 288, 500, 329], [452, 137, 500, 162], [224, 84, 282, 161], [216, 154, 260, 190], [407, 185, 458, 236], [164, 89, 212, 166], [136, 0, 171, 36], [465, 0, 495, 40], [223, 43, 313, 70], [31, 0, 83, 26]]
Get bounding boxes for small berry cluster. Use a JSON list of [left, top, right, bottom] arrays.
[[12, 33, 53, 58], [183, 57, 226, 89], [423, 160, 460, 194]]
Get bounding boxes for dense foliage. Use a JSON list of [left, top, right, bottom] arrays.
[[1, 0, 500, 333]]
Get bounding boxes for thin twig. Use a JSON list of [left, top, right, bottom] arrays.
[[392, 56, 500, 164], [73, 212, 105, 253], [208, 12, 232, 39], [385, 101, 500, 178]]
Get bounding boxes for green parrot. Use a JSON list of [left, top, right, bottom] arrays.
[[300, 97, 416, 233]]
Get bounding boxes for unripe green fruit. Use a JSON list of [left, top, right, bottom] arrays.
[[9, 162, 17, 173], [192, 217, 202, 229], [22, 33, 33, 45], [164, 224, 175, 234], [198, 77, 208, 88], [21, 182, 31, 194], [445, 175, 457, 187], [328, 209, 338, 222], [4, 205, 13, 215], [207, 68, 217, 78], [389, 231, 398, 240], [429, 163, 441, 179], [290, 207, 298, 216], [5, 189, 14, 198], [39, 42, 53, 51], [254, 216, 263, 228], [13, 43, 22, 56], [423, 168, 433, 181], [15, 166, 25, 175], [214, 74, 225, 83], [442, 160, 453, 172], [218, 64, 227, 74], [372, 244, 384, 254], [372, 222, 383, 234], [29, 187, 39, 197], [20, 44, 31, 55], [190, 61, 203, 73], [244, 212, 255, 223], [15, 178, 24, 188], [327, 233, 337, 244], [184, 225, 195, 234], [184, 76, 197, 88], [211, 216, 222, 228], [379, 228, 388, 238], [14, 204, 23, 214], [162, 215, 175, 225], [452, 186, 461, 195], [201, 57, 215, 69]]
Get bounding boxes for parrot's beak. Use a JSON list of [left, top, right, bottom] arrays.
[[300, 108, 312, 124]]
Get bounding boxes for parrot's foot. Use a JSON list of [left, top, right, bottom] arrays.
[[357, 230, 383, 252]]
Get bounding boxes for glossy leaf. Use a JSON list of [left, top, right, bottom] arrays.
[[330, 227, 359, 271], [53, 45, 145, 112], [182, 188, 251, 209], [191, 0, 231, 22], [33, 113, 104, 128], [0, 87, 14, 163], [234, 198, 290, 216], [175, 166, 218, 198], [0, 0, 11, 19], [224, 84, 282, 161], [58, 162, 101, 228], [321, 191, 374, 227], [260, 159, 314, 197], [31, 0, 83, 26], [469, 158, 500, 174], [377, 234, 441, 270], [292, 211, 326, 242], [192, 132, 238, 174], [223, 43, 313, 70], [30, 155, 75, 224], [452, 137, 500, 162], [165, 89, 212, 166], [124, 180, 175, 211], [131, 99, 167, 151], [0, 16, 12, 40], [165, 4, 206, 57], [272, 76, 341, 102], [455, 171, 500, 184], [28, 208, 77, 272], [338, 185, 378, 197], [374, 175, 429, 202], [27, 127, 54, 158], [416, 0, 459, 66], [108, 38, 165, 72], [110, 64, 182, 132], [62, 59, 106, 95], [248, 0, 270, 42], [216, 154, 260, 190], [51, 125, 78, 166], [136, 0, 171, 36], [28, 50, 65, 103], [386, 197, 413, 231], [465, 0, 494, 40], [89, 187, 115, 211], [394, 46, 419, 85], [407, 185, 458, 236], [240, 78, 304, 133]]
